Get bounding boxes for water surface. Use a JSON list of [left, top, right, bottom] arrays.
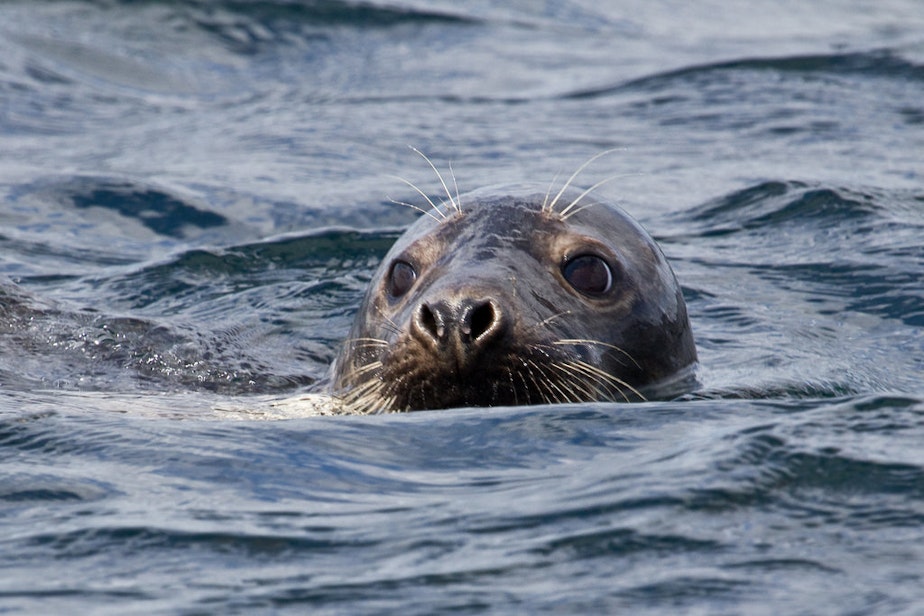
[[1, 1, 923, 613]]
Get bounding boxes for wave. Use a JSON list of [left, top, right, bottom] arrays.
[[678, 182, 924, 325], [0, 223, 404, 395], [682, 181, 883, 235], [59, 0, 476, 56], [566, 49, 924, 100]]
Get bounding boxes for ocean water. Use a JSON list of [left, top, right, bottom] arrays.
[[2, 0, 923, 613]]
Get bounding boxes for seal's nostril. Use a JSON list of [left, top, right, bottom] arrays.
[[418, 302, 442, 340], [415, 298, 501, 348], [467, 301, 496, 341]]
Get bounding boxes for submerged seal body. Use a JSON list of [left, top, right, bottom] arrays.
[[332, 184, 696, 413]]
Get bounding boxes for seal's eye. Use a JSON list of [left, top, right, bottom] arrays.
[[562, 254, 613, 296], [387, 260, 417, 298]]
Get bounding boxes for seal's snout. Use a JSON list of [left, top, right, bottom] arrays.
[[413, 296, 505, 368]]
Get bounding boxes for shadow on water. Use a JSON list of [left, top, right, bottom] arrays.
[[69, 180, 227, 238]]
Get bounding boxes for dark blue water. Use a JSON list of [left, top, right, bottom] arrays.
[[2, 1, 923, 613]]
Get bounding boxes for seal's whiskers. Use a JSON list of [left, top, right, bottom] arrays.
[[343, 359, 383, 383], [542, 171, 562, 212], [530, 310, 573, 332], [558, 173, 636, 220], [387, 194, 445, 223], [448, 160, 462, 214], [409, 146, 462, 216], [553, 338, 642, 369], [370, 305, 402, 337], [544, 148, 622, 214], [564, 359, 644, 402], [388, 176, 448, 221], [523, 358, 555, 405], [344, 337, 389, 351]]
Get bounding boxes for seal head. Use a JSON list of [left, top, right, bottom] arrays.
[[332, 185, 696, 412]]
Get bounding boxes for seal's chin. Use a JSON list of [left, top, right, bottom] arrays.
[[379, 355, 535, 411], [338, 342, 528, 412]]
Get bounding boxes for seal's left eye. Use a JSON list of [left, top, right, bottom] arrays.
[[562, 254, 613, 296], [387, 260, 417, 298]]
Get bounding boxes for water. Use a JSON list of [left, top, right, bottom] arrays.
[[2, 0, 923, 613]]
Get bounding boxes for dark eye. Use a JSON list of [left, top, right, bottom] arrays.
[[387, 260, 417, 298], [562, 254, 613, 296]]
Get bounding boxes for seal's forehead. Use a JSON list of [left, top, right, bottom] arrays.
[[398, 191, 548, 242], [461, 194, 548, 232], [392, 184, 651, 260], [442, 195, 563, 256]]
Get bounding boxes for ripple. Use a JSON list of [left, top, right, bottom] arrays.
[[567, 50, 924, 100], [682, 181, 883, 235]]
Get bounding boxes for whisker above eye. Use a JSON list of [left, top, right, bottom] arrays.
[[388, 175, 448, 221], [386, 194, 445, 223], [558, 173, 640, 220], [544, 148, 624, 215], [408, 146, 462, 216]]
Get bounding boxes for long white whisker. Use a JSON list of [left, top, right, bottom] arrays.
[[339, 376, 384, 411], [345, 337, 389, 348], [505, 366, 519, 407], [344, 360, 384, 383], [549, 360, 601, 401], [542, 171, 561, 213], [553, 338, 642, 369], [558, 360, 624, 402], [409, 146, 458, 217], [371, 305, 402, 337], [523, 358, 553, 405], [448, 160, 462, 214], [568, 359, 646, 402], [546, 148, 623, 214], [387, 196, 444, 223], [389, 175, 447, 221], [558, 173, 638, 219], [531, 358, 570, 404], [531, 310, 572, 332]]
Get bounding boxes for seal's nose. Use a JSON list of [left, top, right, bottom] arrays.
[[413, 297, 505, 366]]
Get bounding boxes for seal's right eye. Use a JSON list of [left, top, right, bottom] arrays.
[[562, 254, 613, 297], [387, 260, 417, 298]]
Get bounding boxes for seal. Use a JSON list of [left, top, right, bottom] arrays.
[[332, 163, 696, 413]]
